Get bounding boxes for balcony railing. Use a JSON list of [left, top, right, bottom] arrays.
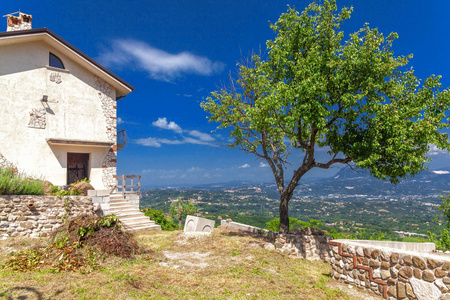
[[116, 129, 128, 151], [116, 175, 141, 197]]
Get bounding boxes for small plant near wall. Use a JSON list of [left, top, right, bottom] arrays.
[[0, 167, 44, 195], [50, 178, 91, 222]]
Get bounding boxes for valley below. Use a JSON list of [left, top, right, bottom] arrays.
[[141, 167, 450, 240]]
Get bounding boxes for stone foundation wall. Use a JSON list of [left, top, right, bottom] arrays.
[[329, 240, 450, 299], [275, 232, 333, 261], [88, 190, 110, 215], [0, 195, 95, 238]]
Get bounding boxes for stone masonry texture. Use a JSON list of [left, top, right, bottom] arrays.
[[0, 195, 94, 238], [329, 240, 450, 299]]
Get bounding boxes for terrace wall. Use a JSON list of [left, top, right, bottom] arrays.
[[221, 219, 450, 299], [0, 195, 96, 238], [329, 239, 450, 300]]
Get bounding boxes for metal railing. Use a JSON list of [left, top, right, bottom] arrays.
[[116, 129, 128, 151]]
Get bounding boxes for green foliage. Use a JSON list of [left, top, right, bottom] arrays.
[[266, 218, 322, 232], [170, 198, 197, 230], [142, 208, 177, 231], [202, 0, 450, 232], [2, 215, 131, 273], [77, 215, 121, 239], [327, 228, 387, 241], [51, 179, 92, 222], [51, 178, 91, 197], [439, 193, 450, 228], [0, 167, 44, 195], [428, 193, 450, 251]]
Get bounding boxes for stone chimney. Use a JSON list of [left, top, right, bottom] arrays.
[[6, 12, 32, 31]]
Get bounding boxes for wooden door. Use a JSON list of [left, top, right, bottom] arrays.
[[67, 153, 89, 185]]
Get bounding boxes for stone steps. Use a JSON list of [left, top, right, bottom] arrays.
[[109, 193, 161, 231]]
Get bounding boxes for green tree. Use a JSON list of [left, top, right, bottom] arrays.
[[170, 198, 197, 230], [202, 0, 450, 233], [439, 193, 450, 228], [428, 193, 450, 251], [142, 208, 178, 231]]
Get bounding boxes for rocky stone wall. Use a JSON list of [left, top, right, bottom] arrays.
[[102, 149, 117, 189], [329, 240, 450, 299], [0, 195, 94, 238], [28, 108, 46, 129], [274, 230, 333, 261]]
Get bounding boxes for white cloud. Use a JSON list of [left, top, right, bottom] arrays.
[[152, 118, 182, 133], [137, 119, 216, 147], [135, 137, 161, 147], [99, 39, 225, 81], [134, 136, 215, 147], [432, 170, 450, 174], [428, 144, 449, 156], [239, 164, 250, 168], [188, 130, 214, 142], [176, 93, 193, 98], [182, 137, 215, 146], [117, 117, 124, 125], [187, 167, 202, 173], [141, 168, 181, 179], [259, 162, 268, 167]]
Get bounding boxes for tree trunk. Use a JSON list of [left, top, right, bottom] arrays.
[[279, 194, 290, 234], [178, 200, 182, 231]]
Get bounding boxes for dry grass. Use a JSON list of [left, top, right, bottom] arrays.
[[0, 228, 380, 299]]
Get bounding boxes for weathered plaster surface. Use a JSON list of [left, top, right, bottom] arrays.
[[0, 40, 117, 188], [0, 152, 16, 170]]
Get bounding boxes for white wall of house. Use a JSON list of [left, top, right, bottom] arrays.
[[0, 40, 118, 189]]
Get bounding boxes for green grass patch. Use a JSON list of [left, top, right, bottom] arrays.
[[0, 167, 44, 195], [0, 229, 378, 299]]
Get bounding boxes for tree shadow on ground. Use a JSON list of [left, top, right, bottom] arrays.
[[0, 286, 64, 300]]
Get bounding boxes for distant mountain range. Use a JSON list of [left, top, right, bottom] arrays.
[[144, 167, 450, 203], [293, 166, 450, 201]]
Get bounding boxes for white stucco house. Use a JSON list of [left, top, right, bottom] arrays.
[[0, 12, 134, 190]]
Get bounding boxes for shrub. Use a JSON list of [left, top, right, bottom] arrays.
[[0, 167, 44, 195], [142, 208, 177, 231], [428, 193, 450, 251], [266, 218, 323, 232]]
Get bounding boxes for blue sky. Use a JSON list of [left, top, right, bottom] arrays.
[[4, 1, 450, 187]]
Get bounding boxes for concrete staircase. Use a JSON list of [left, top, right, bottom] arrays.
[[109, 193, 161, 231]]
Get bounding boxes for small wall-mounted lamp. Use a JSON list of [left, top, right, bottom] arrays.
[[42, 95, 48, 102]]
